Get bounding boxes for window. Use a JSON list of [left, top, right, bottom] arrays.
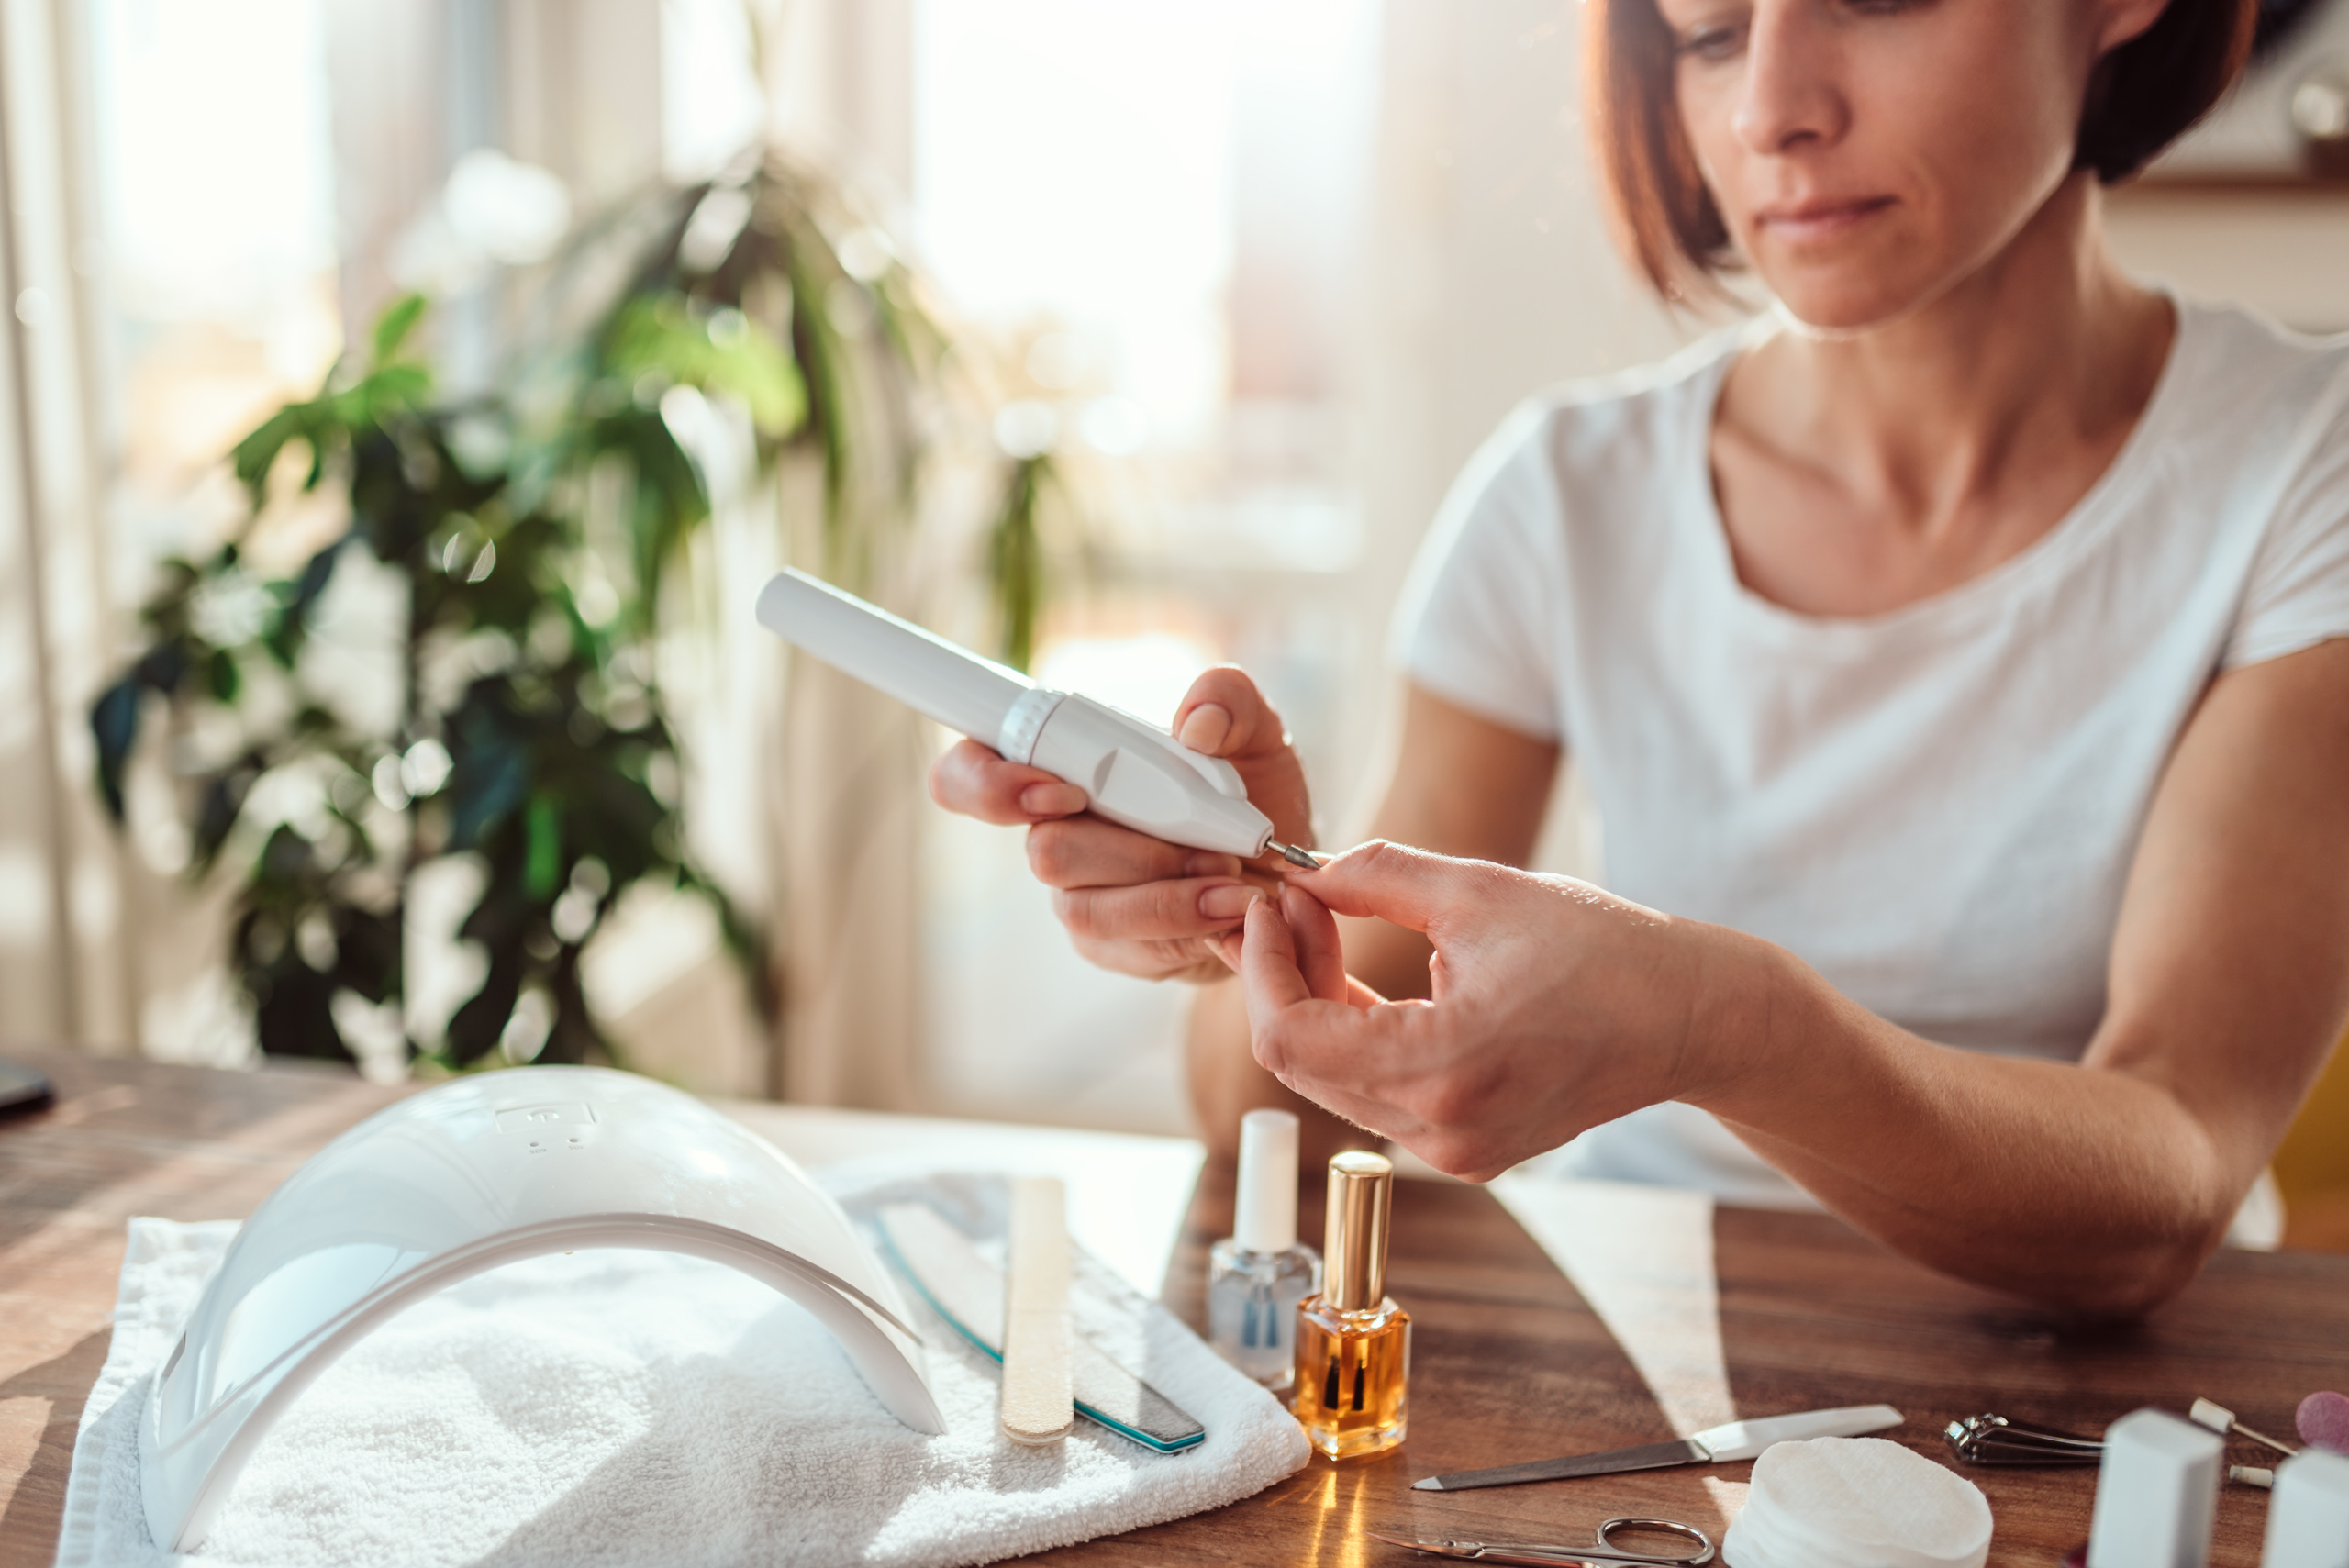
[[911, 0, 1379, 1129]]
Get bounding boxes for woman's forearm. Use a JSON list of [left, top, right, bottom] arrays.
[[1688, 933, 2245, 1314], [1686, 648, 2349, 1312]]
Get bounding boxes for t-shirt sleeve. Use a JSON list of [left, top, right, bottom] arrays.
[[1387, 400, 1567, 742], [2224, 366, 2349, 672]]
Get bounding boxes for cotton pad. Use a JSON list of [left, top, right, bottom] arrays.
[[1723, 1436, 1992, 1568], [2299, 1390, 2349, 1453]]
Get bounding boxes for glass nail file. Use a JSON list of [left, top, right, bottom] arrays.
[[1412, 1405, 1903, 1492], [757, 570, 1309, 862], [875, 1202, 1208, 1453]]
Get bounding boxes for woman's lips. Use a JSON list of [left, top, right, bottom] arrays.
[[1752, 195, 1897, 244]]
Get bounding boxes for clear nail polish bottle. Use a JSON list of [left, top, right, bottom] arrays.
[[1292, 1150, 1409, 1459], [1208, 1109, 1320, 1391]]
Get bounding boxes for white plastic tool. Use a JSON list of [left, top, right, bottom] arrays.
[[2087, 1408, 2222, 1568], [755, 570, 1297, 861], [1687, 1406, 1906, 1462], [2264, 1446, 2349, 1568]]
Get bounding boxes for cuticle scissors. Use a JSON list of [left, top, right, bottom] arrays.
[[1367, 1516, 1717, 1567]]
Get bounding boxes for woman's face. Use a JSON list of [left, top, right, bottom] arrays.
[[1655, 0, 2166, 329]]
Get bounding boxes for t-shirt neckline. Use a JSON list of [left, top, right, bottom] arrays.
[[1681, 294, 2198, 643]]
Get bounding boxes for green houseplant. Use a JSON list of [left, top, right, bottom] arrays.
[[89, 157, 1052, 1074]]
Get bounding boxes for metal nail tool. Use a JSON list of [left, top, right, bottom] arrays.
[[1269, 841, 1326, 868], [1945, 1413, 2106, 1466], [2189, 1397, 2297, 1458], [1946, 1412, 2275, 1488], [1368, 1517, 1715, 1566], [1413, 1405, 1901, 1492]]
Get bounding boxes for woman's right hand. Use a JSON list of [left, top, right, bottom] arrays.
[[927, 666, 1314, 984]]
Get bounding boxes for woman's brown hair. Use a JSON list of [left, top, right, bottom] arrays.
[[1585, 0, 2261, 301]]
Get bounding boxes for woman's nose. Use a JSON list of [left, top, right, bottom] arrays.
[[1731, 0, 1850, 156]]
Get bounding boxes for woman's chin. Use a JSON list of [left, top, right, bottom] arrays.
[[1759, 272, 1948, 340]]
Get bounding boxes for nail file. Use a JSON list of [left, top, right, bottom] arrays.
[[875, 1201, 1208, 1453], [1001, 1177, 1075, 1445], [2087, 1408, 2221, 1568], [2263, 1447, 2349, 1568]]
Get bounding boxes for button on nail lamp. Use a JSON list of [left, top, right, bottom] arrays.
[[140, 1066, 944, 1552]]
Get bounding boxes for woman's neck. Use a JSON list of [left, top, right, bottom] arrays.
[[1713, 174, 2176, 615]]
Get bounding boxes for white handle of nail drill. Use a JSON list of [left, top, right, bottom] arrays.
[[755, 569, 1276, 858]]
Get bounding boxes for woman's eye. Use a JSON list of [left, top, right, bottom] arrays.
[[1675, 21, 1746, 61]]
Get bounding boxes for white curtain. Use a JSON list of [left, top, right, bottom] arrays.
[[0, 0, 141, 1054]]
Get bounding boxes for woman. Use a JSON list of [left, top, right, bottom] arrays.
[[933, 0, 2349, 1315]]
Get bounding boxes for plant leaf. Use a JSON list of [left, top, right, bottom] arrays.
[[443, 935, 525, 1066], [88, 678, 142, 821], [372, 293, 429, 366], [986, 454, 1051, 673], [523, 792, 562, 900], [230, 404, 319, 506]]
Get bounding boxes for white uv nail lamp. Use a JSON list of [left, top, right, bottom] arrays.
[[140, 1066, 945, 1553]]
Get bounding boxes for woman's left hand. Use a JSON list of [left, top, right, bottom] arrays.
[[1231, 842, 1752, 1181]]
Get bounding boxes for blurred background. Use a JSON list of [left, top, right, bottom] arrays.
[[3, 0, 2348, 1152]]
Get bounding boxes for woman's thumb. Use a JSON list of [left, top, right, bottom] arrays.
[[1290, 840, 1486, 934]]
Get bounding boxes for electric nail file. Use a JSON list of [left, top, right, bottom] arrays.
[[754, 570, 1321, 866]]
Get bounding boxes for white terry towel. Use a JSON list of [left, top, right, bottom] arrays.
[[55, 1171, 1309, 1568]]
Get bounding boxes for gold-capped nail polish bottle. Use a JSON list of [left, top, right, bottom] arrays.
[[1292, 1150, 1409, 1459]]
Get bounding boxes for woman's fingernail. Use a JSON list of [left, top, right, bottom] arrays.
[[1177, 703, 1233, 753], [1020, 783, 1085, 816], [1197, 884, 1256, 921]]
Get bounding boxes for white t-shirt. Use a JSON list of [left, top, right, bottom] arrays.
[[1394, 297, 2349, 1210]]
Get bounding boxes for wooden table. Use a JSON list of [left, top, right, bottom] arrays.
[[6, 1050, 2347, 1567]]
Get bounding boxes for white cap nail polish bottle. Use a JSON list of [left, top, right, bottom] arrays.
[[1207, 1109, 1320, 1390]]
